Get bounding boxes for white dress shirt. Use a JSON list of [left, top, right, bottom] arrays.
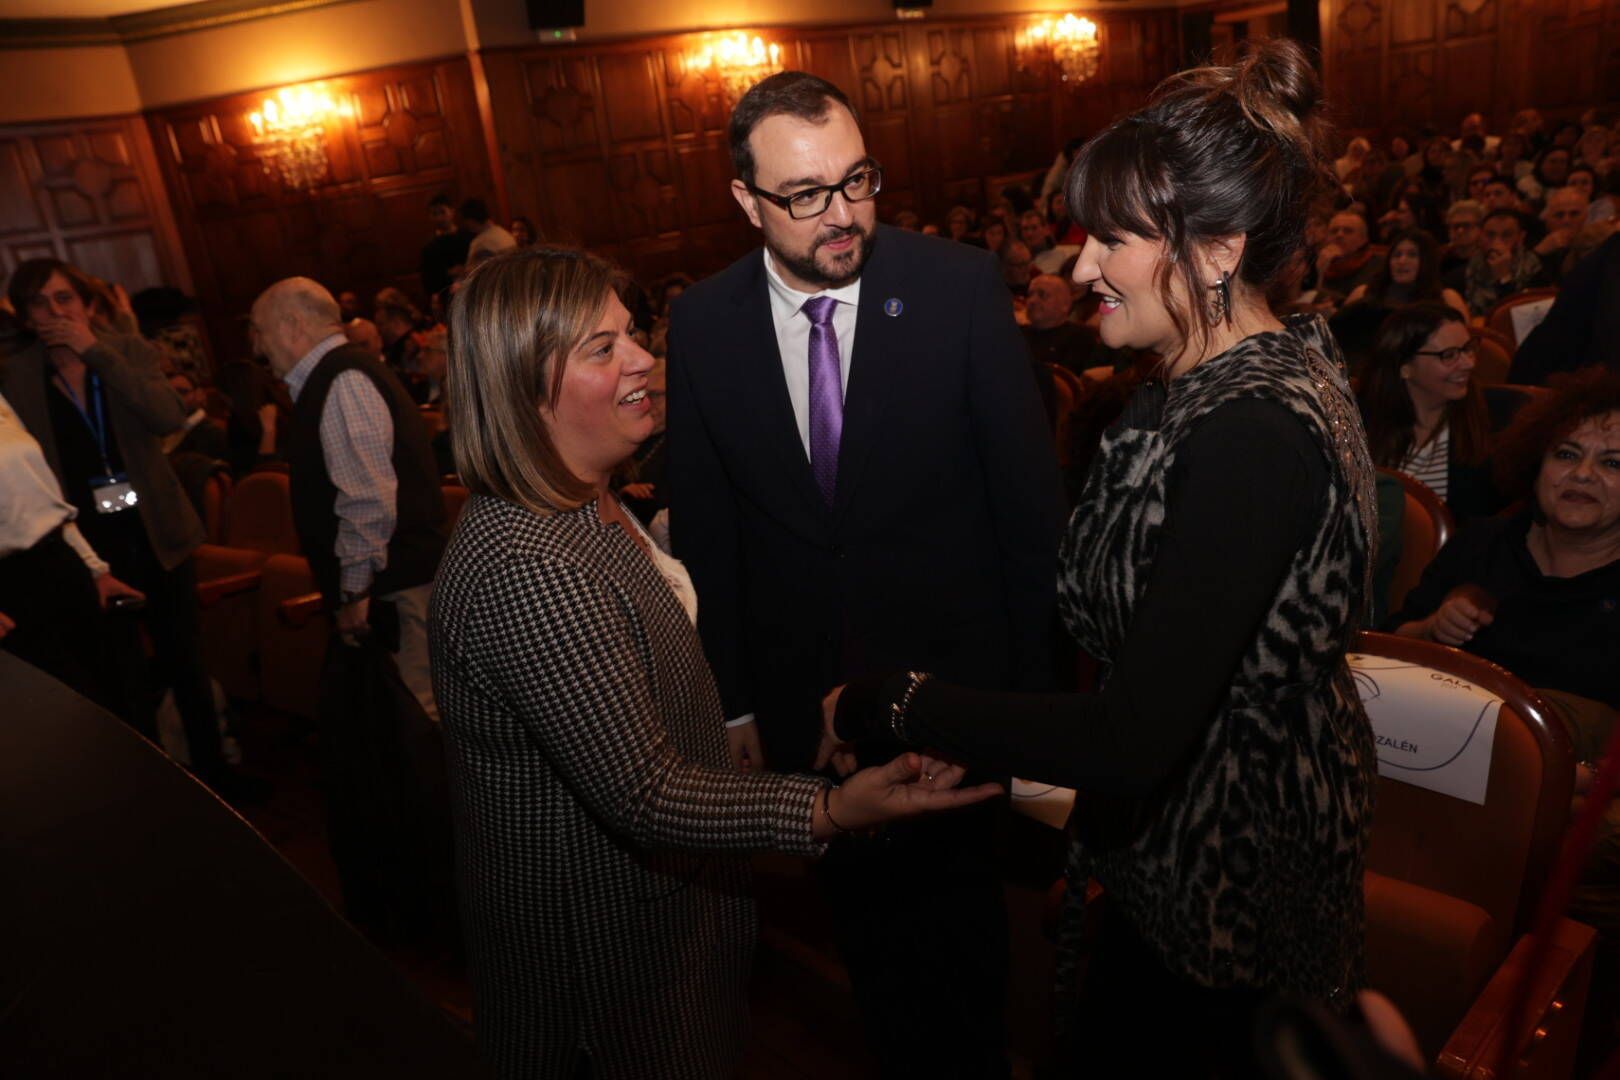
[[763, 248, 861, 457], [0, 390, 108, 575], [283, 332, 398, 597]]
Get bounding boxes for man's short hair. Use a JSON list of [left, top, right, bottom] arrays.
[[1446, 199, 1485, 223], [429, 192, 454, 210], [728, 71, 854, 187], [374, 286, 421, 325], [458, 198, 490, 224], [1484, 176, 1515, 194], [1482, 207, 1523, 230]]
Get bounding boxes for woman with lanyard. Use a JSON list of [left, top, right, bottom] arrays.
[[0, 259, 237, 796]]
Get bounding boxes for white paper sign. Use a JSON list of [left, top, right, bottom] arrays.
[[1508, 297, 1555, 345], [1011, 777, 1076, 830], [1348, 653, 1502, 805]]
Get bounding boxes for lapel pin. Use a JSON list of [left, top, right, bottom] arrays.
[[883, 297, 903, 317]]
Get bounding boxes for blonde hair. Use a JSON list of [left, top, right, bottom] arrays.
[[446, 247, 616, 514]]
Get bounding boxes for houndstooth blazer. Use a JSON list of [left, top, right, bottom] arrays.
[[428, 494, 826, 1079]]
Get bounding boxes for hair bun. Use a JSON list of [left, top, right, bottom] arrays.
[[1233, 38, 1322, 130]]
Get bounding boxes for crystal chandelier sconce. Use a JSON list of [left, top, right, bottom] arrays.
[[691, 32, 785, 106], [248, 84, 353, 192], [1030, 14, 1101, 86]]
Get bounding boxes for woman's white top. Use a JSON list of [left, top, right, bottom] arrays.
[[1400, 422, 1451, 502], [0, 391, 107, 574], [619, 500, 696, 626]]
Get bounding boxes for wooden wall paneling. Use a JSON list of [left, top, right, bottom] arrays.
[[147, 56, 494, 360], [0, 116, 190, 302]]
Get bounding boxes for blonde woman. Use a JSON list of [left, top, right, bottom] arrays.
[[427, 246, 997, 1079]]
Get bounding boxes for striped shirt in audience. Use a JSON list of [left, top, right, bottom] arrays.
[[1401, 424, 1450, 502]]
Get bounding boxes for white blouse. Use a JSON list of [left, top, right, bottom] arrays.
[[0, 391, 108, 575], [619, 500, 696, 626]]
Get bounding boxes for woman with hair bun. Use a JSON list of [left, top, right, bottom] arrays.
[[820, 39, 1378, 1071]]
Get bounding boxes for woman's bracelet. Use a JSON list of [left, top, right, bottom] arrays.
[[821, 785, 850, 836], [888, 671, 931, 744]]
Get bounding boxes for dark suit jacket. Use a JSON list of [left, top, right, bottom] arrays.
[[0, 331, 204, 570], [1509, 232, 1620, 385], [667, 225, 1064, 770]]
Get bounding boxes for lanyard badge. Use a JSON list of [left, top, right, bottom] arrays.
[[57, 370, 139, 514]]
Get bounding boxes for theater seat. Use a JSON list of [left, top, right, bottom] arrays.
[[1353, 631, 1595, 1077], [194, 472, 302, 700], [1380, 467, 1454, 616], [257, 554, 326, 720]]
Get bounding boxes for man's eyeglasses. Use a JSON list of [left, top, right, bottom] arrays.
[[1413, 339, 1477, 364], [748, 166, 883, 221]]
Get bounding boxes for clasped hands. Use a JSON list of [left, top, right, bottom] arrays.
[[806, 685, 999, 839]]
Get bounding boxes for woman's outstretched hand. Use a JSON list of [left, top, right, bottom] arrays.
[[812, 753, 1002, 841]]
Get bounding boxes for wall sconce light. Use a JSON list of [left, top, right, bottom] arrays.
[[690, 32, 784, 106], [1027, 14, 1101, 86], [247, 83, 353, 192]]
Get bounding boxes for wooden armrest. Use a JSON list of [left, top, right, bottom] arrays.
[[195, 570, 262, 607], [277, 592, 326, 628], [1436, 918, 1597, 1080]]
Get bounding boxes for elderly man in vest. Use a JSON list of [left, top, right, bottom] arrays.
[[249, 277, 446, 719]]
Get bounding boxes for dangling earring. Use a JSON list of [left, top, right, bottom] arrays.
[[1207, 270, 1232, 327]]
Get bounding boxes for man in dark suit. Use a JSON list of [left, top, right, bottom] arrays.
[[666, 71, 1063, 1076]]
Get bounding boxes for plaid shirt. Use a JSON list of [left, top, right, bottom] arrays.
[[284, 333, 396, 597]]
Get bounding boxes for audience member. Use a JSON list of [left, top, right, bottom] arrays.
[[0, 258, 239, 797], [337, 290, 362, 323], [1022, 273, 1096, 375], [1316, 209, 1384, 299], [1522, 145, 1574, 205], [461, 198, 517, 269], [408, 326, 447, 407], [976, 218, 1008, 256], [1344, 228, 1469, 317], [343, 316, 384, 361], [420, 193, 471, 301], [1510, 231, 1620, 384], [1441, 199, 1485, 284], [509, 216, 538, 247], [1569, 164, 1617, 222], [1388, 367, 1620, 710], [162, 371, 228, 461], [893, 209, 920, 231], [1357, 302, 1520, 521], [1464, 208, 1550, 314], [1538, 186, 1593, 282], [1002, 240, 1034, 295], [945, 205, 974, 240], [1335, 135, 1370, 180], [129, 286, 209, 385], [1019, 209, 1053, 256], [215, 354, 288, 475], [250, 277, 446, 723], [373, 287, 424, 378]]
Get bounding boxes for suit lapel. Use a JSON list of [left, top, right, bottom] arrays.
[[729, 256, 826, 515], [833, 229, 905, 525]]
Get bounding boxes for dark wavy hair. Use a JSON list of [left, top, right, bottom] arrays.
[[1065, 38, 1333, 365], [6, 257, 96, 337], [1361, 228, 1445, 305], [1493, 367, 1620, 503], [1358, 301, 1491, 470]]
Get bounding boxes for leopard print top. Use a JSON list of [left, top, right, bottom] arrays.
[[1056, 314, 1378, 1005]]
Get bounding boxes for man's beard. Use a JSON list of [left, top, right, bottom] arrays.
[[768, 222, 877, 289]]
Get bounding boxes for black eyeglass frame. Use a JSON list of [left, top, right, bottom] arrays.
[[1412, 338, 1479, 363], [746, 166, 885, 220]]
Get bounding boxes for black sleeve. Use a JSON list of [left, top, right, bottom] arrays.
[[664, 302, 754, 720], [1382, 519, 1488, 630], [836, 398, 1329, 798], [1509, 236, 1615, 385]]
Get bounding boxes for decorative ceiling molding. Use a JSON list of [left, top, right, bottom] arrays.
[[0, 0, 360, 48]]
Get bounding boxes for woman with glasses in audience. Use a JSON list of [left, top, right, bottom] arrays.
[[1357, 302, 1526, 523], [818, 39, 1379, 1073], [427, 246, 998, 1080]]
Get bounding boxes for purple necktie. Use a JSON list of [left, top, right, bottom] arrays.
[[802, 295, 842, 506]]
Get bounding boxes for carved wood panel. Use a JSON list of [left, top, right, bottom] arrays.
[[0, 117, 188, 302], [477, 9, 1183, 285]]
